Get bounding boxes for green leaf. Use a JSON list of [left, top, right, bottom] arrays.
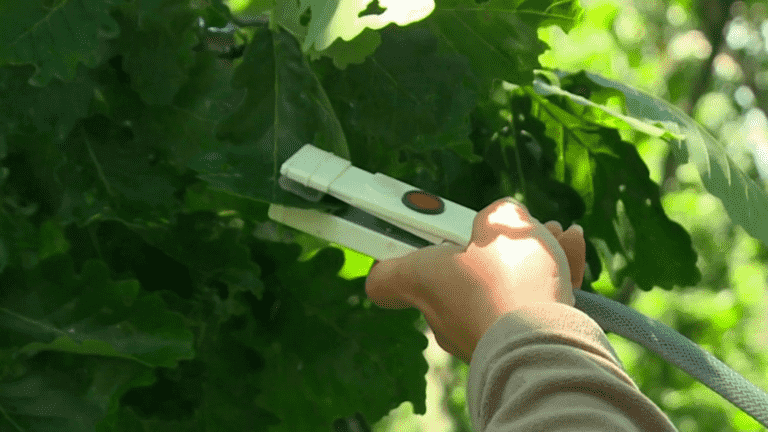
[[38, 219, 70, 261], [318, 22, 478, 159], [0, 0, 126, 87], [516, 90, 699, 290], [112, 4, 199, 106], [274, 0, 384, 68], [107, 327, 281, 431], [187, 143, 347, 212], [588, 133, 701, 291], [572, 70, 768, 249], [56, 116, 183, 223], [232, 0, 273, 19], [193, 0, 234, 28], [0, 367, 103, 431], [87, 55, 146, 123], [491, 95, 587, 221], [170, 49, 244, 126], [187, 341, 282, 431], [0, 354, 155, 432], [291, 0, 435, 52], [216, 27, 348, 157], [182, 181, 272, 222], [532, 72, 682, 140], [132, 104, 225, 171], [306, 28, 382, 69], [244, 244, 429, 430], [119, 212, 266, 303], [518, 0, 584, 31], [0, 255, 195, 368], [0, 239, 7, 275], [426, 0, 582, 92], [0, 197, 39, 273], [189, 28, 349, 210], [0, 65, 95, 140], [522, 86, 617, 210], [100, 49, 240, 168]]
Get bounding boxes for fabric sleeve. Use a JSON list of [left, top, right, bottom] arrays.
[[467, 301, 679, 432]]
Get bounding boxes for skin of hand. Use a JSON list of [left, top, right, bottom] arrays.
[[365, 197, 586, 364]]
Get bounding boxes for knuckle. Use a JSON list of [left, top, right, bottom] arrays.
[[485, 197, 530, 218], [477, 197, 534, 229], [488, 196, 520, 211]]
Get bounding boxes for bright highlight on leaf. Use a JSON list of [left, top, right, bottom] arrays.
[[299, 0, 435, 51]]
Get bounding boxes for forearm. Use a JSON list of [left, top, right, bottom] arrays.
[[467, 302, 679, 431]]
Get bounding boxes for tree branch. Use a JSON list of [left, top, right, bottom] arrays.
[[231, 15, 269, 28]]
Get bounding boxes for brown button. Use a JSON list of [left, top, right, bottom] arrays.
[[402, 190, 445, 215]]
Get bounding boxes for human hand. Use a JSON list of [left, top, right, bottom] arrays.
[[365, 197, 586, 363]]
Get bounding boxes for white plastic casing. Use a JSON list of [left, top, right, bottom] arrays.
[[267, 204, 421, 261], [267, 144, 478, 261]]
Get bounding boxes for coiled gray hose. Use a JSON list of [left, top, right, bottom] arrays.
[[574, 290, 768, 428]]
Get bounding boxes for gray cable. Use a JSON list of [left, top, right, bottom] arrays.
[[574, 290, 768, 428]]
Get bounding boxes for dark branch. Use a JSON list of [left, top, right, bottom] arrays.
[[230, 15, 269, 28]]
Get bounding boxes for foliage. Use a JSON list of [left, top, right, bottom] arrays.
[[0, 0, 766, 431]]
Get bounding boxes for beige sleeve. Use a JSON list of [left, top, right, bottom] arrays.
[[467, 302, 679, 431]]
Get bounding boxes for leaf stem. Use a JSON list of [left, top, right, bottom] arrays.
[[88, 224, 104, 261], [0, 402, 24, 431], [510, 137, 527, 199], [82, 126, 115, 198]]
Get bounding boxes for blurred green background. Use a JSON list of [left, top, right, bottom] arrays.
[[240, 0, 768, 430]]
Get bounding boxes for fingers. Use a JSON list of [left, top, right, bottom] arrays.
[[365, 256, 411, 309], [544, 220, 585, 289], [544, 221, 563, 237], [475, 197, 586, 290], [559, 225, 586, 289], [366, 194, 587, 309], [365, 242, 464, 310]]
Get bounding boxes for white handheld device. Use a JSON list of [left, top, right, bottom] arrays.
[[267, 144, 768, 428]]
